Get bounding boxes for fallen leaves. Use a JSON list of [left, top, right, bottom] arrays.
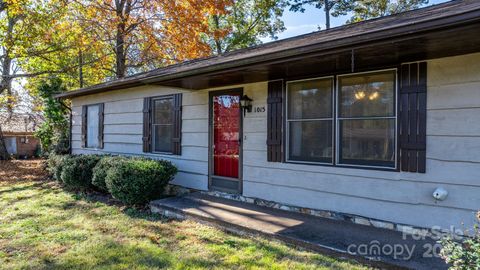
[[0, 159, 48, 184]]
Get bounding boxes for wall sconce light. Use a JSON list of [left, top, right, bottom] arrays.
[[239, 95, 253, 116]]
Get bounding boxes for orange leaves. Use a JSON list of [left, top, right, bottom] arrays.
[[11, 0, 235, 86], [159, 0, 233, 61], [80, 0, 232, 70]]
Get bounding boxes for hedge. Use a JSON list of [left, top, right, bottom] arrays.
[[46, 154, 178, 205], [46, 154, 69, 182], [105, 158, 177, 205], [60, 155, 101, 189], [91, 156, 126, 192]]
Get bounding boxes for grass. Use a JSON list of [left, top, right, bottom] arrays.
[[0, 160, 371, 270]]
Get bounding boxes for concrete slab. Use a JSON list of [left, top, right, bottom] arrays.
[[150, 193, 448, 270]]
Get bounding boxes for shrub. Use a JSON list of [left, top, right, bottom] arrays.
[[47, 153, 69, 181], [60, 155, 101, 189], [440, 212, 480, 270], [105, 158, 177, 205], [92, 156, 126, 192]]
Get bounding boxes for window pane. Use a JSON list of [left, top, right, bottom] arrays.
[[4, 137, 17, 154], [289, 121, 332, 163], [154, 125, 172, 152], [339, 119, 395, 167], [153, 98, 173, 124], [339, 71, 395, 118], [288, 78, 332, 119], [87, 105, 99, 148]]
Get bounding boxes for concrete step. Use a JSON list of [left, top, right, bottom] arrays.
[[150, 193, 448, 270]]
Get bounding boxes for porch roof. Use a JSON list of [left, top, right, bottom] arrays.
[[0, 113, 42, 134], [57, 0, 480, 99]]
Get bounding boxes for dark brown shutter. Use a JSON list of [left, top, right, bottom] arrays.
[[98, 103, 104, 149], [172, 93, 182, 155], [81, 105, 87, 148], [399, 62, 427, 173], [142, 98, 152, 152], [267, 80, 283, 162]]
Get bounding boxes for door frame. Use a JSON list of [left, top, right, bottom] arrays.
[[208, 88, 244, 194]]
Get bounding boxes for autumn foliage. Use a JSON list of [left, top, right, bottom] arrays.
[[76, 0, 233, 78]]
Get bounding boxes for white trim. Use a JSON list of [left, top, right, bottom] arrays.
[[337, 116, 396, 120], [286, 118, 333, 122]]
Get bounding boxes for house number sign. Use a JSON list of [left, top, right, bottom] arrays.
[[253, 106, 265, 113]]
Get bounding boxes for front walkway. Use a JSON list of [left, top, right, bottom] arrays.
[[150, 193, 447, 270]]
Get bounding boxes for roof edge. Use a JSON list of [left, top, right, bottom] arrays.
[[56, 0, 480, 99]]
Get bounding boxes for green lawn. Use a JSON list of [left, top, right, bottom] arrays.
[[0, 160, 370, 270]]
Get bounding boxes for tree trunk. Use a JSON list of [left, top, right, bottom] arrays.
[[324, 0, 331, 29], [115, 22, 126, 78], [0, 54, 12, 96], [115, 0, 128, 78], [0, 125, 9, 160], [78, 49, 84, 88], [212, 15, 223, 55], [0, 0, 6, 12], [0, 17, 15, 98]]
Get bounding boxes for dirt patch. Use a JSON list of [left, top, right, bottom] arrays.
[[0, 159, 48, 183]]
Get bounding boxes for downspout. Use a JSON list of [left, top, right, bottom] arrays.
[[58, 100, 72, 155]]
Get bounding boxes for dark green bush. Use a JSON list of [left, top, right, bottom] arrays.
[[60, 155, 101, 189], [105, 158, 177, 205], [92, 156, 126, 192], [47, 153, 69, 181]]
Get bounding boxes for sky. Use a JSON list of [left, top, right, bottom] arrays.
[[12, 0, 451, 113], [265, 0, 450, 42]]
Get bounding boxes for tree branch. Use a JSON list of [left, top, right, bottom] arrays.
[[2, 52, 114, 79]]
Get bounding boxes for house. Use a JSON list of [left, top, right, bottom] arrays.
[[0, 113, 42, 158], [57, 0, 480, 231]]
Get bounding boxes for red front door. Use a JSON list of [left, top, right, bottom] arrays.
[[210, 90, 242, 193]]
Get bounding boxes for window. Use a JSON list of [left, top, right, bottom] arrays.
[[4, 137, 17, 154], [337, 71, 396, 167], [86, 104, 101, 148], [152, 96, 174, 153], [143, 94, 182, 155], [287, 77, 333, 163], [286, 70, 397, 169]]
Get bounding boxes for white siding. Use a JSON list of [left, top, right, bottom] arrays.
[[71, 52, 480, 229], [72, 86, 209, 190], [240, 54, 480, 229]]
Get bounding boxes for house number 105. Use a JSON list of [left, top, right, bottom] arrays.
[[253, 106, 265, 113]]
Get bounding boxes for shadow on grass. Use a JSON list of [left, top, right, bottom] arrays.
[[59, 190, 354, 268], [43, 239, 173, 270], [56, 187, 173, 225], [0, 182, 47, 195]]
